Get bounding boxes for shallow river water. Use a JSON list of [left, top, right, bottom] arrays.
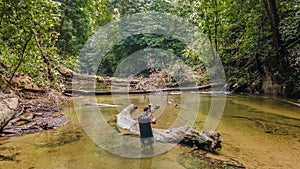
[[0, 94, 299, 169]]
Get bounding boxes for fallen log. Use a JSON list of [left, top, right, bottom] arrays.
[[116, 104, 222, 151], [64, 83, 225, 96]]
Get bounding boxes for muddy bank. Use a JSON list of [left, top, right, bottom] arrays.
[[0, 73, 70, 136]]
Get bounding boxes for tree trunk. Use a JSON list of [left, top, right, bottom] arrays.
[[57, 5, 68, 40], [262, 0, 289, 95], [214, 0, 218, 53], [9, 34, 32, 82]]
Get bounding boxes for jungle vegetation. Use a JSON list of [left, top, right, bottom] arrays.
[[0, 0, 299, 97]]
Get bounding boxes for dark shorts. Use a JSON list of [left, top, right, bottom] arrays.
[[138, 115, 154, 147], [140, 137, 154, 147]]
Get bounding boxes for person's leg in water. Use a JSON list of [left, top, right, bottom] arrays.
[[141, 137, 154, 153]]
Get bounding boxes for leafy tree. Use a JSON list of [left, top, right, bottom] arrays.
[[1, 0, 299, 96], [55, 0, 93, 69], [0, 0, 61, 86]]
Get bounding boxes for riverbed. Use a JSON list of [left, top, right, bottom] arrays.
[[0, 94, 299, 169]]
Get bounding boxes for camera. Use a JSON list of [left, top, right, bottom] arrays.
[[154, 105, 160, 109]]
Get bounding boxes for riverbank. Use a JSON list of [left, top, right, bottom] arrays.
[[0, 89, 69, 136], [0, 73, 69, 136]]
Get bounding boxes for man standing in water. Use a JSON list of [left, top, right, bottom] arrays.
[[138, 105, 158, 150]]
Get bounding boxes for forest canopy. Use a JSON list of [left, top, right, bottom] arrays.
[[0, 0, 299, 97]]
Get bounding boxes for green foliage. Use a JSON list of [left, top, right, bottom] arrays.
[[77, 0, 299, 96], [97, 33, 186, 76], [0, 0, 110, 88], [0, 0, 299, 96], [55, 0, 93, 69], [181, 0, 300, 96], [0, 0, 62, 86]]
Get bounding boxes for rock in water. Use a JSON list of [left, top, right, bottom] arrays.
[[0, 93, 19, 129]]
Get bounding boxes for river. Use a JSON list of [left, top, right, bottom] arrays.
[[0, 94, 299, 169]]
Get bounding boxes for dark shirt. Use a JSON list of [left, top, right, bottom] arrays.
[[138, 113, 153, 138]]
